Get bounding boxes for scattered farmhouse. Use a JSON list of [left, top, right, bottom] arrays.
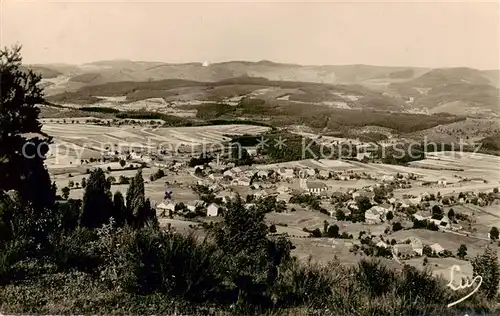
[[223, 170, 235, 178], [277, 168, 295, 180], [156, 201, 175, 217], [376, 241, 389, 248], [356, 152, 372, 162], [256, 170, 268, 178], [407, 237, 423, 256], [305, 182, 328, 195], [236, 176, 251, 186], [365, 205, 390, 224], [318, 170, 330, 179], [430, 243, 445, 255], [413, 214, 427, 221], [207, 203, 220, 217], [393, 244, 414, 258], [437, 178, 447, 186], [381, 175, 395, 182]]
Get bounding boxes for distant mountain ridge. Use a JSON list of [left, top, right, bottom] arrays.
[[30, 60, 430, 85], [29, 60, 499, 117]]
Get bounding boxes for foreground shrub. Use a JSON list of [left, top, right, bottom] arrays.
[[94, 222, 224, 302]]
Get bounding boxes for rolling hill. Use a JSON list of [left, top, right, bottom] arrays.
[[28, 60, 499, 117], [31, 60, 428, 87], [388, 68, 500, 116], [45, 76, 410, 113]]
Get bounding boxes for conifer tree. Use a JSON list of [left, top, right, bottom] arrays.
[[112, 191, 126, 226], [0, 45, 54, 212], [126, 169, 145, 217], [125, 169, 156, 227], [80, 168, 112, 228]]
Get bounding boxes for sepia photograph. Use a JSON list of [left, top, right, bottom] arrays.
[[1, 0, 499, 314]]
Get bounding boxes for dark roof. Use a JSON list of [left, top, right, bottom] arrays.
[[307, 182, 327, 189]]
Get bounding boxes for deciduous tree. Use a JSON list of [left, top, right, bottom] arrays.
[[386, 211, 394, 221], [335, 209, 345, 221], [490, 227, 499, 240], [457, 244, 467, 259], [447, 208, 455, 220], [471, 247, 500, 299], [61, 187, 70, 200]]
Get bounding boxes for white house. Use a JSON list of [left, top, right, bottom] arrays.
[[256, 170, 268, 178], [408, 237, 423, 256], [251, 183, 262, 190], [381, 175, 395, 182], [402, 197, 421, 206], [244, 203, 256, 210], [376, 241, 389, 248], [318, 170, 330, 179], [156, 201, 175, 216], [365, 206, 390, 224], [430, 243, 445, 255], [223, 170, 235, 178], [208, 174, 219, 181], [254, 190, 268, 198], [277, 168, 295, 180], [304, 168, 316, 177], [130, 151, 142, 160], [305, 182, 328, 195], [356, 152, 372, 162], [207, 203, 220, 217], [186, 200, 202, 212], [246, 148, 257, 156], [347, 200, 359, 211], [413, 214, 427, 221], [437, 178, 448, 187], [237, 176, 251, 186]]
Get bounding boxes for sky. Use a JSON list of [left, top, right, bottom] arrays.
[[1, 0, 499, 69]]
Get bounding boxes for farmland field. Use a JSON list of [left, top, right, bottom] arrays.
[[42, 123, 270, 166]]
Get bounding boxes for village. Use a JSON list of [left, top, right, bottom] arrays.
[[36, 118, 500, 282], [43, 126, 499, 278]]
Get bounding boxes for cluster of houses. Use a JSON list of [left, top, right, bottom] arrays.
[[151, 158, 498, 243], [156, 200, 221, 217], [390, 238, 447, 259]]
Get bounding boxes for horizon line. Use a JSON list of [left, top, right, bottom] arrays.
[[26, 58, 499, 71]]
